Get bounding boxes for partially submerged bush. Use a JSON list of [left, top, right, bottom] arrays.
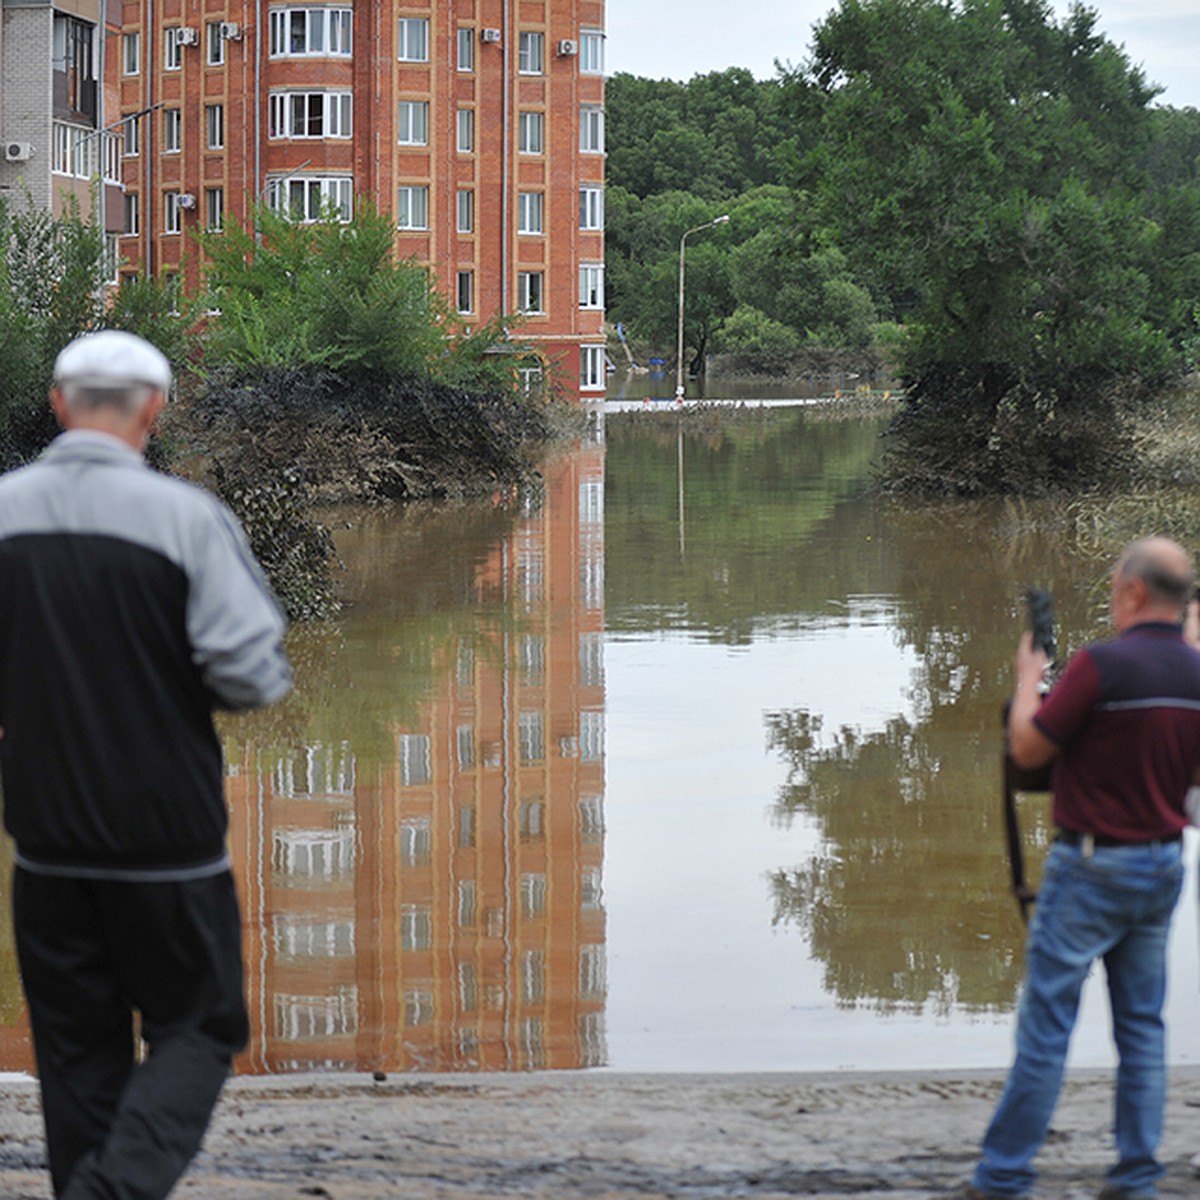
[[191, 366, 553, 504], [878, 366, 1145, 496]]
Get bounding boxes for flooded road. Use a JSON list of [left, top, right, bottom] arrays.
[[1, 397, 1198, 1077]]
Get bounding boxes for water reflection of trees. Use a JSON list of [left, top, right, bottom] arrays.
[[605, 410, 889, 640], [767, 502, 1112, 1014]]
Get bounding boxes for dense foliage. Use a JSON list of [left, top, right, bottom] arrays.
[[791, 0, 1197, 492], [0, 196, 187, 470], [605, 71, 885, 376]]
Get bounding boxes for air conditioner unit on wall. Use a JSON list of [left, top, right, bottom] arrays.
[[219, 21, 241, 39], [557, 39, 578, 56], [177, 193, 196, 209], [4, 141, 34, 162], [177, 26, 198, 45], [481, 28, 501, 43]]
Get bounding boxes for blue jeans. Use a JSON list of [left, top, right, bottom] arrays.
[[973, 838, 1184, 1198]]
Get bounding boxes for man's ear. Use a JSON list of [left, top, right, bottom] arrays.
[[50, 388, 71, 430]]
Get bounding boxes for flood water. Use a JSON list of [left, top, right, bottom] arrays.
[[2, 393, 1199, 1078]]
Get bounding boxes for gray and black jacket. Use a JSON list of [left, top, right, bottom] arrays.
[[0, 431, 292, 878]]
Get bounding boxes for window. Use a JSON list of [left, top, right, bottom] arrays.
[[123, 31, 140, 75], [268, 8, 352, 56], [580, 105, 604, 153], [207, 22, 224, 65], [456, 189, 474, 233], [55, 15, 97, 121], [267, 175, 353, 222], [457, 108, 474, 153], [457, 27, 474, 71], [580, 29, 604, 74], [581, 345, 605, 391], [206, 187, 224, 231], [164, 27, 188, 71], [269, 91, 352, 138], [579, 263, 604, 308], [123, 193, 139, 236], [206, 104, 224, 149], [397, 17, 428, 61], [580, 185, 604, 230], [163, 108, 181, 153], [397, 100, 429, 145], [519, 272, 544, 314], [397, 186, 429, 230], [122, 114, 140, 157], [518, 192, 543, 235], [456, 271, 473, 314], [164, 191, 183, 234], [518, 31, 543, 74], [518, 111, 543, 155]]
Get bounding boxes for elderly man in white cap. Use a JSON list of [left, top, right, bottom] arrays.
[[0, 330, 292, 1198]]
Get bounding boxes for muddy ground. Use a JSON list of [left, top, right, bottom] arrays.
[[2, 1068, 1199, 1198]]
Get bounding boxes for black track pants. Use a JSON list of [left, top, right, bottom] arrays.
[[13, 866, 250, 1199]]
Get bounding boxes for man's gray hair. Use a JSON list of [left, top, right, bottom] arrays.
[[58, 382, 157, 418]]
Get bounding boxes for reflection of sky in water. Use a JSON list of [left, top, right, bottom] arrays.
[[602, 618, 1200, 1072]]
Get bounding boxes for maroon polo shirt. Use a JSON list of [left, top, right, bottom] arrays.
[[1034, 621, 1200, 842]]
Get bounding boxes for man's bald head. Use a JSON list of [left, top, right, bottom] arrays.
[[1112, 538, 1195, 629]]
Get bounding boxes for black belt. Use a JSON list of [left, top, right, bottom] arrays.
[[1056, 828, 1182, 848]]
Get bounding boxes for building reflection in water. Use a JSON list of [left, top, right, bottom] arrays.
[[224, 432, 607, 1075], [0, 429, 606, 1078]]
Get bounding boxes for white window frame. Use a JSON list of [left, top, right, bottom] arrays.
[[122, 114, 140, 157], [397, 17, 428, 62], [456, 270, 473, 314], [268, 8, 352, 57], [456, 188, 474, 233], [457, 27, 474, 71], [205, 186, 224, 231], [518, 30, 543, 74], [206, 21, 225, 65], [266, 174, 353, 222], [580, 29, 604, 74], [397, 100, 429, 146], [163, 107, 181, 154], [397, 185, 429, 230], [164, 190, 183, 234], [517, 192, 544, 235], [579, 185, 604, 230], [518, 271, 544, 314], [579, 263, 604, 309], [269, 91, 353, 139], [580, 105, 604, 153], [581, 345, 606, 391], [164, 27, 185, 71], [122, 31, 140, 75], [206, 103, 224, 150], [457, 108, 474, 153], [518, 111, 543, 155], [123, 192, 139, 236]]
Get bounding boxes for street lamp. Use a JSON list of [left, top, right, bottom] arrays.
[[675, 214, 729, 401]]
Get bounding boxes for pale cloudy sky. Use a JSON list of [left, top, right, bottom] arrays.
[[604, 1, 1200, 111]]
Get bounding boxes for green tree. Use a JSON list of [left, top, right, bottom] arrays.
[[793, 0, 1172, 493], [0, 196, 187, 468]]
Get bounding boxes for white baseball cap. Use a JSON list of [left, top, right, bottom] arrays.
[[53, 330, 172, 392]]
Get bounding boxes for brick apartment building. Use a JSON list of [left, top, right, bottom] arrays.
[[112, 0, 609, 394]]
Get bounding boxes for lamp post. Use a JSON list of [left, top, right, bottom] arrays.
[[675, 214, 729, 401]]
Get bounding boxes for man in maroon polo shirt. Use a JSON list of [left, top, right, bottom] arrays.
[[954, 537, 1200, 1200]]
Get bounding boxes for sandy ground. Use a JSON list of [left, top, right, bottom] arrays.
[[1, 1068, 1199, 1199]]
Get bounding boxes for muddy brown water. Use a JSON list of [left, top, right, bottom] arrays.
[[1, 399, 1198, 1078]]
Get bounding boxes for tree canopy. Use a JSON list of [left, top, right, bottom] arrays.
[[790, 0, 1187, 491]]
